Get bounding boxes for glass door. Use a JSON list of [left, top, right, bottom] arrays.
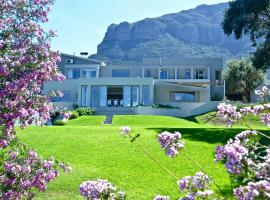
[[81, 85, 89, 107], [131, 86, 139, 106], [99, 86, 107, 107], [123, 86, 131, 107]]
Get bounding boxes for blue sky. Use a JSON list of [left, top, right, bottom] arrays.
[[47, 0, 229, 55]]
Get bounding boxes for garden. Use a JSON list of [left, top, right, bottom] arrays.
[[1, 0, 270, 199]]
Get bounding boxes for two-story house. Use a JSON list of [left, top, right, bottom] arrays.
[[43, 53, 224, 116]]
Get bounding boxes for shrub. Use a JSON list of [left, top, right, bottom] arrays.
[[53, 120, 67, 126], [70, 111, 80, 119], [75, 107, 93, 116]]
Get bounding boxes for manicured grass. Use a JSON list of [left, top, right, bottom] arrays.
[[17, 115, 267, 199], [67, 116, 105, 126]]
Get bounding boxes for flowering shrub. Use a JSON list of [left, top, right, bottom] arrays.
[[0, 0, 71, 199], [79, 179, 125, 200], [0, 141, 71, 199], [177, 172, 215, 200], [0, 0, 65, 147], [215, 86, 270, 199], [158, 131, 185, 157]]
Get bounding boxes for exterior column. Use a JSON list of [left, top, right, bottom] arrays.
[[207, 68, 210, 80], [142, 67, 145, 78], [139, 85, 143, 105], [96, 66, 100, 78], [158, 67, 161, 79], [174, 67, 177, 79], [191, 68, 194, 79], [88, 85, 91, 107]]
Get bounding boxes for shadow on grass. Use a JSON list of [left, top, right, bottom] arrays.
[[147, 127, 270, 145]]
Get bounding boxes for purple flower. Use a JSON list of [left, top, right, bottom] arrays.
[[234, 181, 270, 200], [177, 172, 213, 199], [261, 113, 270, 127], [120, 126, 131, 136], [217, 103, 241, 127], [79, 179, 125, 199], [158, 131, 185, 157], [153, 194, 170, 200]]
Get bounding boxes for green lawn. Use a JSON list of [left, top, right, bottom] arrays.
[[17, 115, 267, 199]]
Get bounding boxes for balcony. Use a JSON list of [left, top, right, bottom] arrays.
[[142, 67, 210, 83]]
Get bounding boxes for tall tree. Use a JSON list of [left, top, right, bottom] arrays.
[[223, 0, 270, 71], [224, 58, 264, 102]]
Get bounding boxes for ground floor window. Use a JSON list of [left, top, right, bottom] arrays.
[[173, 92, 195, 102], [90, 85, 140, 107]]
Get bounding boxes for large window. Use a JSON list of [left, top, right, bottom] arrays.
[[160, 70, 168, 79], [112, 69, 130, 77], [195, 69, 207, 79], [142, 85, 150, 105], [123, 86, 139, 107], [66, 68, 80, 79], [81, 86, 89, 107], [82, 69, 97, 78], [185, 69, 191, 79], [173, 92, 195, 102]]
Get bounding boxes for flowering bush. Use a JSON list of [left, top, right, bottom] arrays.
[[79, 179, 125, 200], [0, 0, 70, 199], [215, 86, 270, 199], [0, 0, 65, 147], [0, 141, 71, 199], [177, 172, 215, 200], [158, 131, 185, 157]]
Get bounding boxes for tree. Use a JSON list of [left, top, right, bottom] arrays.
[[224, 58, 264, 102], [0, 0, 69, 198], [223, 0, 270, 71]]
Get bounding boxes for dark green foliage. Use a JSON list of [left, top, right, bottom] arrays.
[[224, 58, 264, 102], [75, 107, 93, 116], [69, 111, 79, 120], [223, 0, 270, 70], [49, 110, 61, 124], [151, 104, 179, 109], [52, 120, 67, 126]]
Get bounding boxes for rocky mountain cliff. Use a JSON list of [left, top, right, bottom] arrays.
[[90, 3, 252, 63]]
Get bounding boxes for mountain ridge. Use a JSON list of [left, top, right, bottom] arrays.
[[90, 3, 252, 63]]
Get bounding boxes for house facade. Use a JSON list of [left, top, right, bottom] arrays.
[[43, 53, 224, 116]]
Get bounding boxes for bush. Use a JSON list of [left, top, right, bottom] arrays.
[[75, 107, 93, 116], [53, 120, 67, 126], [70, 111, 79, 119]]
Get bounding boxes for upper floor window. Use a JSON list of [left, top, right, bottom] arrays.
[[112, 69, 129, 77], [67, 68, 80, 79], [145, 69, 151, 77], [160, 69, 168, 79], [195, 69, 207, 79], [173, 92, 195, 102], [185, 69, 191, 79], [215, 70, 222, 85], [66, 59, 74, 64], [82, 69, 97, 78]]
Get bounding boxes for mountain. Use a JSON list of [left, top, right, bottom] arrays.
[[90, 3, 252, 63]]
